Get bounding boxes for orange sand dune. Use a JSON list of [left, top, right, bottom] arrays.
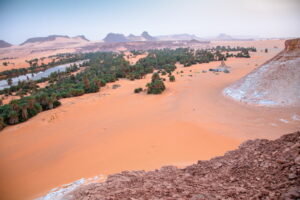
[[0, 40, 299, 200]]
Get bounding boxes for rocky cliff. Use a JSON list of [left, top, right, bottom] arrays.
[[66, 131, 300, 200], [223, 38, 300, 106]]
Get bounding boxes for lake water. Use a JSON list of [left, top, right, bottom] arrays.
[[0, 60, 87, 90]]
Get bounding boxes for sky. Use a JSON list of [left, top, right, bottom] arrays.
[[0, 0, 299, 44]]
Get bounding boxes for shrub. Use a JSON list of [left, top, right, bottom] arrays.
[[134, 87, 143, 93], [169, 75, 175, 82]]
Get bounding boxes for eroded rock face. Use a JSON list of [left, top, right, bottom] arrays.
[[223, 38, 300, 106], [285, 38, 300, 51], [66, 132, 300, 200]]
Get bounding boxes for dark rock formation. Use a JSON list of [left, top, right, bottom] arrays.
[[67, 131, 300, 200], [102, 33, 130, 43], [0, 40, 12, 48], [141, 31, 156, 41]]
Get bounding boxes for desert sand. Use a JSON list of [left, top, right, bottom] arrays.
[[0, 39, 299, 200], [123, 51, 148, 65]]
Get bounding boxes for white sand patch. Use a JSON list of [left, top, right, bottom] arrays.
[[279, 119, 289, 123], [36, 175, 106, 200], [223, 53, 300, 107]]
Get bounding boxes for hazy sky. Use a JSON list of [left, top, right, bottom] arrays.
[[0, 0, 299, 44]]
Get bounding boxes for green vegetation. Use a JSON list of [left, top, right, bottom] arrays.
[[0, 46, 255, 129], [146, 73, 166, 94], [0, 95, 61, 126], [130, 50, 144, 55], [169, 75, 175, 82]]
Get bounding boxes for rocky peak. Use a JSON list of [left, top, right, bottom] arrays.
[[103, 33, 129, 43], [141, 31, 156, 41]]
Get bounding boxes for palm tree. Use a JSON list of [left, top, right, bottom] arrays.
[[47, 94, 57, 109], [0, 116, 6, 130], [8, 110, 19, 124], [27, 97, 36, 109], [83, 76, 90, 90], [20, 104, 28, 120], [39, 93, 48, 107], [10, 101, 19, 112]]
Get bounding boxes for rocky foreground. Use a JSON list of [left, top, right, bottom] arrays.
[[66, 132, 300, 200]]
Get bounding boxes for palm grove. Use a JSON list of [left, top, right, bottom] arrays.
[[0, 46, 256, 129]]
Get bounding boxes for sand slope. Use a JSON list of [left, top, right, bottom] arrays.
[[223, 38, 300, 106]]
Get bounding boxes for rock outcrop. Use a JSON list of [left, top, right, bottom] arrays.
[[141, 31, 156, 41], [223, 38, 300, 106], [0, 40, 12, 48], [66, 131, 300, 200], [102, 33, 130, 43]]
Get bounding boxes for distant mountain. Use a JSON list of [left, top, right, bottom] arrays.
[[0, 40, 12, 48], [20, 35, 90, 46], [127, 34, 145, 41], [156, 34, 203, 41], [75, 35, 89, 42], [203, 33, 254, 41], [216, 33, 233, 40], [103, 33, 130, 43], [21, 35, 70, 45], [141, 31, 156, 41], [103, 31, 156, 43]]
